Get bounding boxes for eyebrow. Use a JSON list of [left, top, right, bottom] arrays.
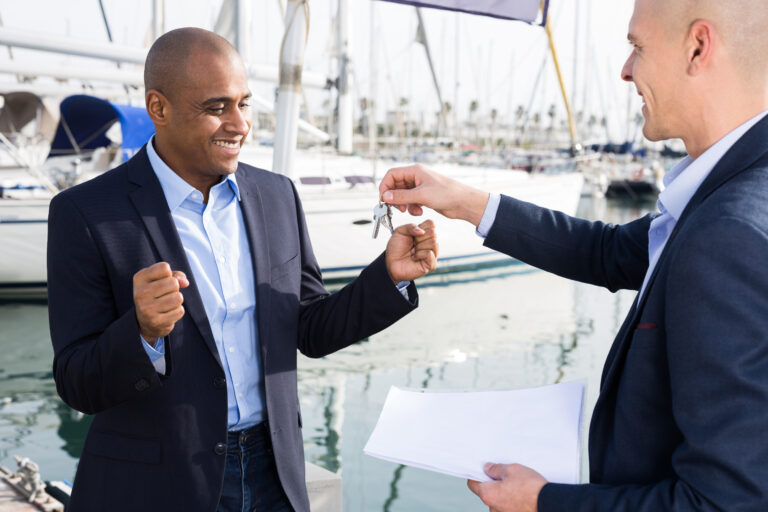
[[201, 93, 252, 106]]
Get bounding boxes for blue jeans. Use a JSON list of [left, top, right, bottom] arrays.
[[217, 422, 294, 512]]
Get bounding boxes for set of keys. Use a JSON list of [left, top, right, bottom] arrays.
[[372, 201, 394, 238]]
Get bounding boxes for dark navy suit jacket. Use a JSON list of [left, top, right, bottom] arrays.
[[484, 116, 768, 511], [47, 147, 418, 512]]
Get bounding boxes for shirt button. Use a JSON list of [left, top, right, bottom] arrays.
[[228, 347, 235, 353], [218, 255, 226, 263], [238, 392, 243, 398], [213, 377, 226, 389], [214, 442, 226, 455]]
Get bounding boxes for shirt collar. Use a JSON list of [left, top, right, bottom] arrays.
[[146, 136, 241, 211], [659, 110, 768, 221]]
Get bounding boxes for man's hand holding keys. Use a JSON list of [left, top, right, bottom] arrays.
[[379, 164, 490, 227]]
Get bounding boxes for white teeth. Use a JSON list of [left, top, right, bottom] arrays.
[[213, 141, 239, 149]]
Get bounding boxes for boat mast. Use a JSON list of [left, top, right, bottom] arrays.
[[453, 15, 460, 142], [571, 0, 579, 118], [272, 0, 309, 177], [152, 0, 165, 41], [236, 0, 252, 66], [368, 1, 378, 178], [337, 0, 353, 154], [414, 8, 446, 137], [543, 8, 579, 150]]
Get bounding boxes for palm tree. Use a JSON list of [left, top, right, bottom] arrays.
[[490, 108, 498, 150], [397, 97, 409, 141], [547, 103, 557, 133]]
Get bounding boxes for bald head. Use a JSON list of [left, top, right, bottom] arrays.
[[144, 27, 241, 100], [652, 0, 768, 84]]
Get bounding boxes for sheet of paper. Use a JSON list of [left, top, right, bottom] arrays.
[[364, 381, 584, 483]]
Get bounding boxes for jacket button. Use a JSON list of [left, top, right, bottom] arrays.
[[213, 377, 226, 389], [134, 379, 149, 391], [214, 442, 226, 455]]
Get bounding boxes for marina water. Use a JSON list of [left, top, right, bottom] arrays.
[[0, 196, 653, 511]]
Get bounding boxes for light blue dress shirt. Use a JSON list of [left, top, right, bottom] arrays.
[[637, 111, 767, 298], [477, 110, 768, 301], [142, 137, 265, 430]]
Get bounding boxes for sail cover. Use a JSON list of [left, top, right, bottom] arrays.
[[377, 0, 548, 25], [48, 95, 154, 162]]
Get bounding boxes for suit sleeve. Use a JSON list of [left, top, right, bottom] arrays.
[[484, 194, 652, 292], [538, 216, 768, 511], [47, 193, 160, 415], [286, 181, 418, 358]]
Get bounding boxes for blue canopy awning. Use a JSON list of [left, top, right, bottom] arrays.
[[48, 95, 154, 162], [377, 0, 548, 25]]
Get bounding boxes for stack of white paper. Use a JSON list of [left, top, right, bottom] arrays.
[[364, 381, 584, 483]]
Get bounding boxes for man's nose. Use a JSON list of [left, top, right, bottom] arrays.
[[621, 52, 634, 82], [225, 107, 251, 134]]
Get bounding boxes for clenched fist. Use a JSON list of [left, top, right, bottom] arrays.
[[385, 219, 439, 283], [133, 262, 190, 345]]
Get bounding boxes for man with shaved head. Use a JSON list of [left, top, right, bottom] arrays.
[[379, 0, 768, 510], [47, 27, 438, 511]]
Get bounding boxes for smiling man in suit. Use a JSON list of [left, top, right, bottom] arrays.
[[47, 28, 438, 512], [379, 0, 768, 510]]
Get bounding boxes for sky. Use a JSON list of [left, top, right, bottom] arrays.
[[0, 0, 639, 142]]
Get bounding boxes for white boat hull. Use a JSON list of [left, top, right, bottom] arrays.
[[0, 200, 48, 299], [0, 159, 583, 299]]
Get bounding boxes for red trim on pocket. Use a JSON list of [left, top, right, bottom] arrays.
[[636, 323, 657, 330]]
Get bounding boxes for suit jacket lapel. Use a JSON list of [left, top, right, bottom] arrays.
[[598, 114, 768, 395], [126, 147, 222, 369], [237, 167, 272, 360]]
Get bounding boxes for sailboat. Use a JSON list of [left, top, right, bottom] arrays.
[[0, 0, 583, 298]]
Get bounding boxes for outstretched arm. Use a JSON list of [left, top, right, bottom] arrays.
[[379, 164, 490, 226]]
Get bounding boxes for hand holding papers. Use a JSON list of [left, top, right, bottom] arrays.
[[364, 381, 584, 483]]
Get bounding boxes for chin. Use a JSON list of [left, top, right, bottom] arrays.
[[214, 161, 239, 175], [642, 124, 663, 142]]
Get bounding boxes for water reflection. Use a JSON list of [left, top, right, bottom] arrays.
[[55, 401, 92, 461], [0, 301, 85, 481], [0, 197, 656, 511], [297, 197, 656, 511]]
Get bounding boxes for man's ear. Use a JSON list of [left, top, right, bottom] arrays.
[[686, 20, 715, 76], [146, 90, 170, 126]]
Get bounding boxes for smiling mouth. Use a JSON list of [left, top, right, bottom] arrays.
[[213, 140, 241, 149]]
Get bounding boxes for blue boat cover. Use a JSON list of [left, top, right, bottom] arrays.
[[48, 95, 154, 162], [377, 0, 548, 25]]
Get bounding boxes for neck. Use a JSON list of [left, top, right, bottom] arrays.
[[152, 136, 218, 202], [682, 94, 768, 160]]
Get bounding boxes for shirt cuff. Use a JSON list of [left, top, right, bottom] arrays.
[[396, 280, 411, 299], [141, 336, 167, 375], [475, 193, 501, 238]]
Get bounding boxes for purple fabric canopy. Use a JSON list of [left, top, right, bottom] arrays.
[[377, 0, 549, 25]]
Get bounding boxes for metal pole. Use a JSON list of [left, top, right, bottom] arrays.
[[152, 0, 165, 40], [368, 1, 378, 178], [237, 0, 252, 65], [272, 0, 308, 177], [454, 15, 460, 142], [97, 0, 121, 68], [544, 15, 578, 148], [415, 8, 445, 136], [337, 0, 353, 154], [571, 0, 579, 115]]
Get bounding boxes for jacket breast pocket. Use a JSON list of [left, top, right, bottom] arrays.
[[271, 252, 299, 283], [85, 430, 162, 465]]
